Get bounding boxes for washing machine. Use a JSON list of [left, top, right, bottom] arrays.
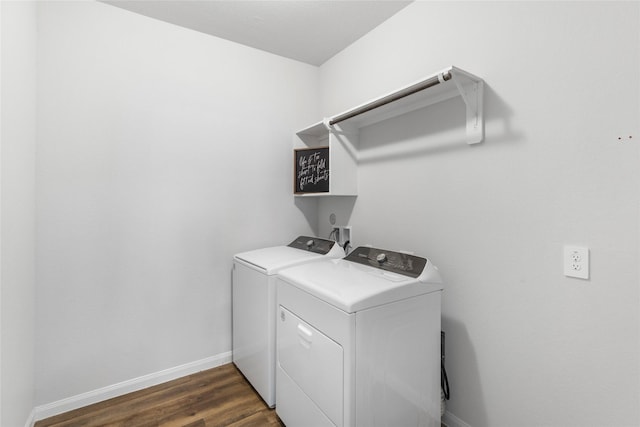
[[275, 246, 443, 427], [232, 236, 344, 407]]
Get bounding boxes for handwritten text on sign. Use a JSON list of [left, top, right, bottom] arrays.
[[295, 147, 329, 193]]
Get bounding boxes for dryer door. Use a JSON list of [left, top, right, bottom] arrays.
[[278, 307, 343, 426]]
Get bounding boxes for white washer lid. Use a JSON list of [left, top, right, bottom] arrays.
[[234, 246, 327, 275], [277, 258, 443, 313]]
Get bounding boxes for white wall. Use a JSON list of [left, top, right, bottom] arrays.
[[318, 2, 639, 426], [0, 1, 38, 425], [35, 1, 319, 405]]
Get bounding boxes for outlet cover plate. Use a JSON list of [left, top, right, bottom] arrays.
[[564, 245, 589, 279]]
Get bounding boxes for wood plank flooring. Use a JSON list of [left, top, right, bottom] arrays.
[[35, 363, 284, 427]]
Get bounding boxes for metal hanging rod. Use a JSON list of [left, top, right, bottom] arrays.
[[328, 70, 453, 126]]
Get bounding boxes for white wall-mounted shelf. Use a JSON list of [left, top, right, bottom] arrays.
[[293, 66, 484, 196], [328, 66, 484, 143], [294, 121, 358, 197]]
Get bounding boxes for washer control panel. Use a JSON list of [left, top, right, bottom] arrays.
[[345, 246, 427, 278], [288, 236, 337, 255]]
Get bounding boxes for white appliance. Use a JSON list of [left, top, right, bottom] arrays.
[[232, 236, 344, 408], [276, 246, 443, 427]]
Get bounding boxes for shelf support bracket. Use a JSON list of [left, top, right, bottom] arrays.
[[451, 72, 484, 144]]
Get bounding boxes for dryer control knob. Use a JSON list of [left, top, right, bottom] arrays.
[[376, 253, 387, 263], [306, 239, 315, 248]]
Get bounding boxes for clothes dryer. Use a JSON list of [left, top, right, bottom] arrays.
[[232, 236, 344, 407], [276, 246, 443, 427]]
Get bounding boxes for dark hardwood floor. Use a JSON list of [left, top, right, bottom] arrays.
[[35, 363, 284, 427]]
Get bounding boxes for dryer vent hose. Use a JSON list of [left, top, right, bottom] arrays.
[[441, 361, 450, 400], [441, 330, 450, 400]]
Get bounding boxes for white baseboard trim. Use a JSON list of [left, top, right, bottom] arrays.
[[443, 410, 472, 427], [32, 352, 232, 424], [24, 408, 36, 427]]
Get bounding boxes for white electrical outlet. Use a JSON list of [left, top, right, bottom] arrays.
[[564, 245, 589, 279]]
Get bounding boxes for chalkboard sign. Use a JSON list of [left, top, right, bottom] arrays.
[[294, 147, 330, 194]]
